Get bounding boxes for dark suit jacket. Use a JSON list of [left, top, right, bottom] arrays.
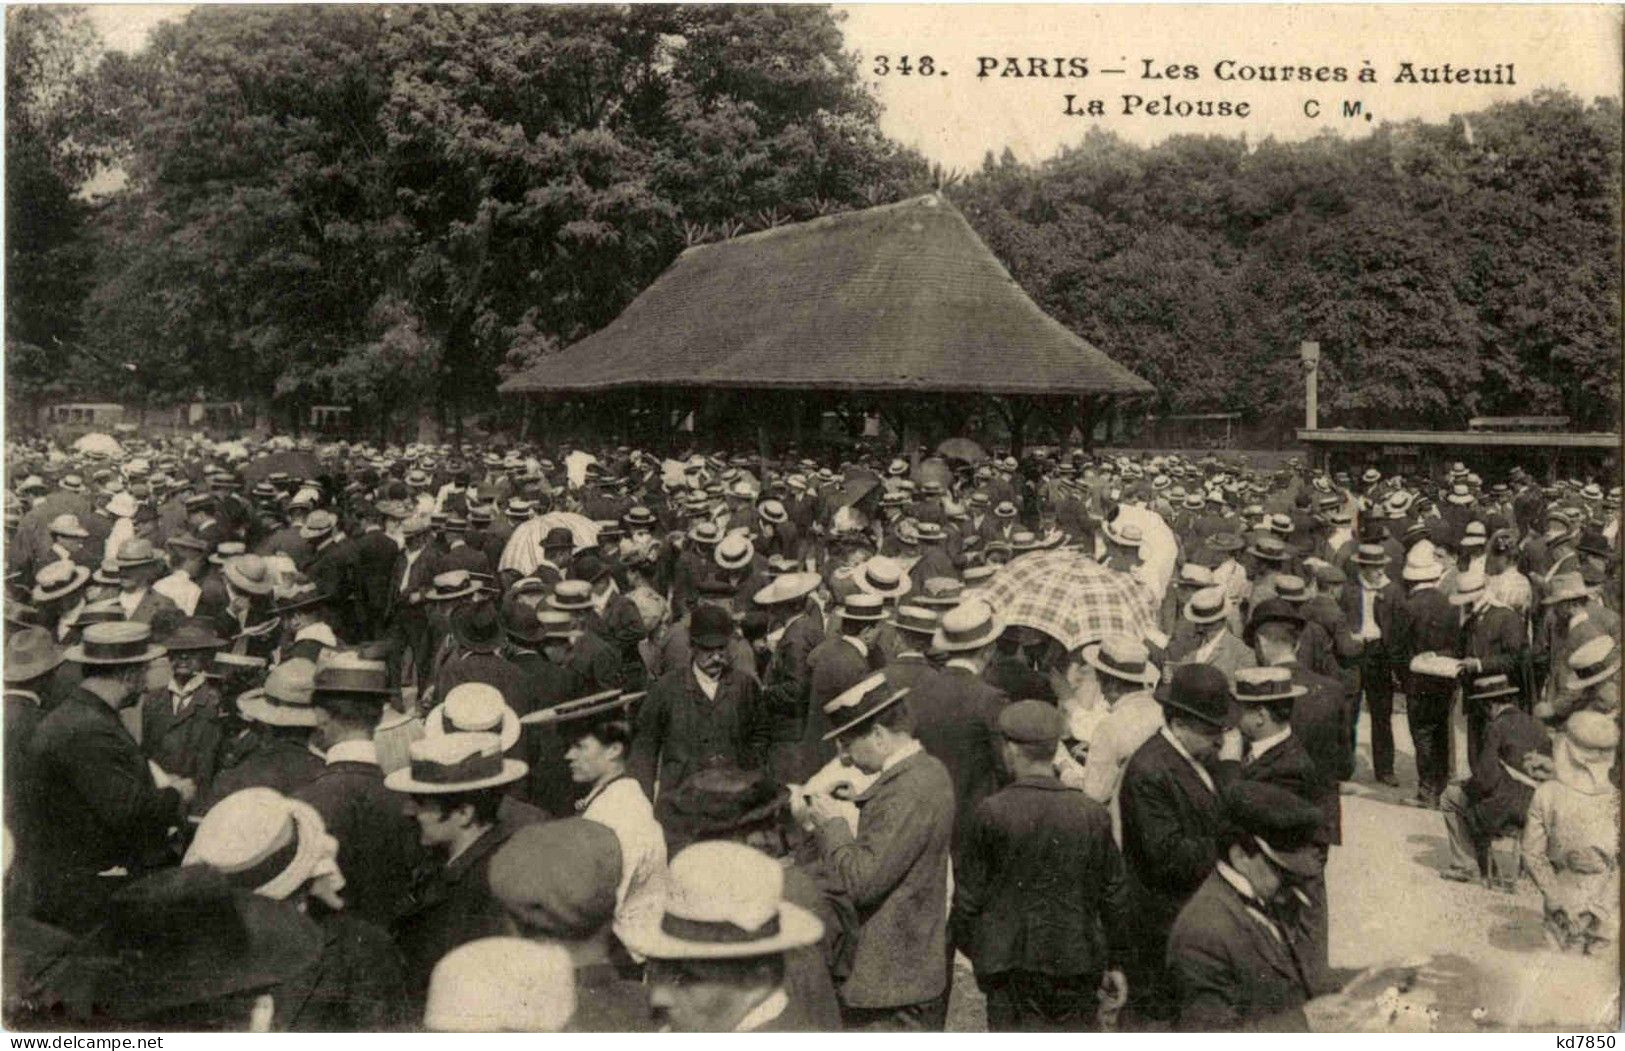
[[630, 665, 766, 797], [350, 531, 401, 638], [1465, 704, 1549, 837], [566, 628, 627, 696], [306, 537, 359, 639], [905, 665, 1008, 862], [27, 687, 184, 882], [952, 776, 1132, 979], [1457, 604, 1527, 689], [813, 748, 954, 1009], [434, 541, 492, 578], [139, 683, 224, 788], [294, 757, 423, 927], [1394, 586, 1457, 699], [1168, 871, 1314, 1031], [1119, 732, 1223, 944], [198, 729, 326, 813], [1219, 731, 1335, 846], [393, 813, 537, 1005], [1283, 664, 1351, 843], [982, 654, 1055, 702], [1339, 578, 1402, 657]]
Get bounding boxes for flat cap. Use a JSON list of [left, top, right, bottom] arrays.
[[997, 699, 1064, 745], [488, 819, 621, 939]]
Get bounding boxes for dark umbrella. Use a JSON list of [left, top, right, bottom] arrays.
[[240, 451, 320, 484]]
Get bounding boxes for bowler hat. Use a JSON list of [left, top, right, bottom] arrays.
[[450, 600, 504, 652], [1245, 597, 1305, 644], [1156, 662, 1237, 729], [690, 603, 734, 649], [312, 652, 393, 697]]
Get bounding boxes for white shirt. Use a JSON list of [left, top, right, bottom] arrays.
[[1356, 584, 1383, 642], [583, 777, 668, 955], [325, 739, 379, 766], [734, 988, 790, 1032], [154, 570, 202, 617], [1247, 726, 1292, 764], [881, 737, 923, 772], [117, 587, 146, 620], [1159, 725, 1216, 795], [945, 657, 981, 676], [398, 547, 423, 593], [169, 673, 207, 716], [691, 663, 720, 701]]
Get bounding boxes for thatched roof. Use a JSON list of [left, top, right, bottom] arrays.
[[500, 194, 1154, 398]]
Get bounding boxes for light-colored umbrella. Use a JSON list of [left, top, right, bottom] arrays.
[[498, 511, 600, 575], [71, 433, 123, 459], [979, 548, 1158, 651], [935, 437, 989, 464]]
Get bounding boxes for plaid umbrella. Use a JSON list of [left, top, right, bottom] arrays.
[[979, 548, 1157, 651]]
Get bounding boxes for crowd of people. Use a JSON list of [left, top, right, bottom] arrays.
[[1, 431, 1619, 1032]]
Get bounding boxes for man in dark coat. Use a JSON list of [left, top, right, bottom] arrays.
[[1450, 570, 1529, 764], [385, 733, 537, 1009], [434, 518, 493, 577], [550, 580, 629, 696], [504, 606, 582, 816], [803, 673, 955, 1030], [1392, 553, 1458, 806], [909, 601, 1010, 866], [385, 517, 438, 689], [1340, 543, 1403, 784], [140, 618, 228, 791], [27, 622, 196, 931], [952, 701, 1131, 1032], [631, 604, 767, 797], [198, 659, 326, 812], [982, 626, 1056, 702], [294, 655, 423, 927], [1438, 674, 1550, 881], [432, 600, 531, 711], [349, 506, 402, 641], [302, 510, 362, 641], [1117, 663, 1233, 1026], [1167, 782, 1323, 1031], [753, 574, 826, 784]]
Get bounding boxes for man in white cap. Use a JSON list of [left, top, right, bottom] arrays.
[[800, 672, 954, 1029], [624, 841, 825, 1032]]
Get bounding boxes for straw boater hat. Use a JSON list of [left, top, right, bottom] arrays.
[[384, 733, 528, 794], [31, 560, 91, 604], [618, 841, 823, 962], [752, 572, 820, 607], [914, 577, 965, 608], [1082, 636, 1155, 685], [1273, 575, 1310, 603], [1231, 665, 1307, 704], [1458, 520, 1488, 549], [518, 687, 642, 729], [1350, 543, 1391, 567], [821, 672, 912, 740], [890, 605, 940, 637], [714, 533, 754, 571], [1540, 572, 1592, 606], [116, 538, 162, 571], [210, 541, 246, 566], [223, 554, 274, 596], [1467, 673, 1521, 702], [1102, 518, 1143, 548], [855, 556, 912, 600], [312, 651, 395, 698], [1246, 535, 1290, 563], [1448, 569, 1488, 606], [237, 659, 321, 727], [271, 580, 328, 617], [65, 621, 167, 666], [47, 513, 89, 538], [1183, 585, 1230, 625], [426, 682, 522, 752], [688, 520, 723, 546], [993, 500, 1018, 520], [1566, 637, 1620, 692], [1400, 547, 1443, 583], [183, 788, 342, 902], [931, 598, 1004, 653], [839, 592, 887, 623], [756, 500, 788, 526]]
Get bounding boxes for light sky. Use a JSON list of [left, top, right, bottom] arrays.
[[85, 4, 1623, 171]]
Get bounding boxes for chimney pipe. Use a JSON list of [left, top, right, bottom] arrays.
[[1300, 341, 1320, 430]]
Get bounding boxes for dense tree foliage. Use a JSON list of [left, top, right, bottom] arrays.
[[951, 91, 1622, 435], [53, 5, 930, 437], [5, 4, 1618, 441]]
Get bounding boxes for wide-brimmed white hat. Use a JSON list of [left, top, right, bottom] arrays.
[[1400, 547, 1443, 582], [618, 841, 824, 961], [183, 787, 343, 905], [1082, 635, 1155, 684], [931, 598, 1003, 653], [425, 683, 521, 752], [237, 659, 320, 727], [384, 733, 528, 794]]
